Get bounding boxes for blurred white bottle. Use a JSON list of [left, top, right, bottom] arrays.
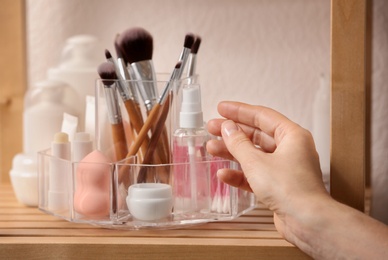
[[23, 80, 80, 155], [47, 35, 101, 132]]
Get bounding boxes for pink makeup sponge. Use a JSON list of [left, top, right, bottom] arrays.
[[74, 150, 112, 218]]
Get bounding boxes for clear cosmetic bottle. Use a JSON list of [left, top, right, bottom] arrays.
[[172, 84, 209, 212]]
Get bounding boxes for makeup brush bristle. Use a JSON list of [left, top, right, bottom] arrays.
[[118, 27, 153, 64], [184, 33, 195, 49], [114, 34, 126, 61], [104, 49, 113, 60], [97, 61, 117, 86], [191, 36, 201, 54]]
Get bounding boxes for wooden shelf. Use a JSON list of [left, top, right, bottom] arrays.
[[0, 184, 309, 259], [0, 0, 369, 258]]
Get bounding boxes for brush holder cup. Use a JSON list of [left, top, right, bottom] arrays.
[[94, 76, 184, 164], [38, 77, 255, 229]]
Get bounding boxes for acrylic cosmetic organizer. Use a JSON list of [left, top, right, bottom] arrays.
[[38, 77, 256, 230]]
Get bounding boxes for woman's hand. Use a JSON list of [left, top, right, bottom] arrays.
[[206, 101, 330, 237], [206, 101, 388, 259]]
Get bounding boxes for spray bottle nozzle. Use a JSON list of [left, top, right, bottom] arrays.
[[179, 84, 204, 129]]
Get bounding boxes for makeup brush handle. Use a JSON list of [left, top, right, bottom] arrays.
[[153, 98, 171, 164], [119, 104, 162, 185], [124, 99, 145, 134], [111, 123, 128, 161], [123, 99, 150, 160], [137, 95, 172, 183], [159, 126, 171, 163], [137, 152, 168, 184], [145, 109, 169, 165], [142, 95, 171, 164], [126, 103, 161, 157]]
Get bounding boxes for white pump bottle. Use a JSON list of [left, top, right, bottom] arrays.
[[47, 35, 100, 131]]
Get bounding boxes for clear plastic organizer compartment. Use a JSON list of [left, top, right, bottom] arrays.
[[38, 150, 256, 229], [38, 76, 255, 229]]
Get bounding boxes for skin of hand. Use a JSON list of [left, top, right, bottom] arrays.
[[206, 101, 388, 259]]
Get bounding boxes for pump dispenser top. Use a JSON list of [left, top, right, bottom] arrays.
[[47, 35, 100, 98], [48, 35, 100, 73], [179, 84, 204, 129]]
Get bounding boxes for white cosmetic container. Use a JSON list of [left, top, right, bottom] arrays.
[[47, 34, 101, 131], [84, 95, 96, 141], [127, 183, 173, 221], [61, 113, 79, 142], [23, 80, 80, 156], [48, 132, 71, 211], [72, 132, 93, 162], [9, 153, 38, 207]]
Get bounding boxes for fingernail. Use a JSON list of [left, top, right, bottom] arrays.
[[222, 120, 238, 137]]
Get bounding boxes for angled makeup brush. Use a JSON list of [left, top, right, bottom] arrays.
[[118, 27, 158, 112], [176, 33, 195, 79], [97, 61, 128, 161], [136, 61, 182, 183], [187, 36, 201, 78]]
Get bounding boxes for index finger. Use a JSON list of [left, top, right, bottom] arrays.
[[207, 118, 277, 152], [217, 101, 298, 144]]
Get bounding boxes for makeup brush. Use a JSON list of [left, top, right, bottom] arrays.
[[153, 33, 195, 161], [113, 34, 129, 74], [119, 27, 173, 165], [105, 49, 148, 161], [124, 61, 182, 160], [176, 33, 195, 80], [118, 27, 158, 112], [105, 49, 136, 105], [113, 34, 141, 106], [105, 49, 136, 154], [136, 61, 182, 183], [187, 36, 201, 78], [97, 61, 128, 161]]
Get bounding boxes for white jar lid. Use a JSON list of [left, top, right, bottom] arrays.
[[128, 183, 172, 199], [10, 153, 37, 175]]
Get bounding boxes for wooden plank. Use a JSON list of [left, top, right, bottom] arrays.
[[330, 0, 366, 211], [0, 214, 64, 221], [0, 0, 26, 184], [365, 0, 372, 189], [0, 238, 310, 260], [0, 236, 294, 247], [0, 181, 309, 259], [0, 207, 44, 215], [0, 227, 281, 238], [0, 220, 280, 233]]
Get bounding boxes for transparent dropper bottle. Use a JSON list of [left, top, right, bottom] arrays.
[[172, 84, 209, 211]]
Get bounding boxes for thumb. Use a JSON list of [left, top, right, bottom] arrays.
[[221, 120, 259, 166]]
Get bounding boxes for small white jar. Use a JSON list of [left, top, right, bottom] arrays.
[[127, 183, 173, 221], [9, 153, 38, 207]]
